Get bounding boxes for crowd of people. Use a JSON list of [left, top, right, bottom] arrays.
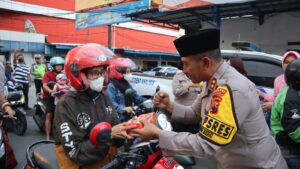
[[0, 29, 299, 169]]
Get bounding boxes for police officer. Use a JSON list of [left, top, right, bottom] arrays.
[[130, 29, 288, 169], [31, 54, 46, 94]]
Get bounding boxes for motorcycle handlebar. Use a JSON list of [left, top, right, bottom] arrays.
[[0, 111, 17, 120]]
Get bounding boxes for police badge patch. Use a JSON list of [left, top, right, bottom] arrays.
[[77, 112, 91, 129], [199, 85, 238, 146]]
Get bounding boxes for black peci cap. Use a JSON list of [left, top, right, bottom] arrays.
[[174, 29, 220, 57]]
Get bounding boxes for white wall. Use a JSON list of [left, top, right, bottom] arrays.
[[220, 11, 300, 56], [0, 30, 46, 43]]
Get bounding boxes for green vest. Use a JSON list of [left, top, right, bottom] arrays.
[[33, 64, 46, 80]]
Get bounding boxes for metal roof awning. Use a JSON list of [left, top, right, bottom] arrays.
[[128, 0, 300, 32], [115, 48, 180, 60]]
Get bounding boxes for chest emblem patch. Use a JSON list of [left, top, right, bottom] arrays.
[[77, 112, 91, 129]]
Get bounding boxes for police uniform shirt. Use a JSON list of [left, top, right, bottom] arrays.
[[159, 61, 288, 169]]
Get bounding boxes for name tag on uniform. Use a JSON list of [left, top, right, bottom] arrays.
[[199, 85, 238, 146]]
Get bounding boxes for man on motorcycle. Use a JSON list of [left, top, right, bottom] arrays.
[[107, 58, 146, 122], [52, 43, 133, 169], [42, 56, 64, 140]]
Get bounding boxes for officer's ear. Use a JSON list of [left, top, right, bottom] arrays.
[[200, 55, 211, 70]]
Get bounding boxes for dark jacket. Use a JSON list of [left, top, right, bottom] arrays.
[[53, 90, 119, 166]]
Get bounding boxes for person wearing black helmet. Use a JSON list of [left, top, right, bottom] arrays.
[[271, 58, 300, 169]]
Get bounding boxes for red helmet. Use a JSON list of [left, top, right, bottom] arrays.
[[108, 57, 137, 80], [65, 43, 114, 91]]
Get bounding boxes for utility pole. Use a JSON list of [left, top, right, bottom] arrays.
[[108, 3, 113, 49], [108, 25, 113, 49]]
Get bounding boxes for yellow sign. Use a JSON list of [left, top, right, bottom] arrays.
[[199, 86, 238, 146], [76, 0, 123, 11]]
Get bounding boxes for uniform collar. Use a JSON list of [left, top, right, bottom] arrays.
[[202, 61, 228, 96]]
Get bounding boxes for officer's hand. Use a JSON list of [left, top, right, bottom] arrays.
[[129, 119, 161, 140], [123, 107, 135, 114], [153, 91, 173, 112], [111, 122, 135, 139], [262, 102, 273, 112], [4, 106, 15, 118]]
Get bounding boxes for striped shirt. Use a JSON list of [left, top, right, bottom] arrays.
[[13, 64, 30, 84]]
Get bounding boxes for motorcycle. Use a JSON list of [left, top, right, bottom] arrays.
[[23, 140, 59, 169], [2, 81, 27, 136], [119, 86, 159, 122], [33, 81, 55, 132], [90, 108, 194, 169]]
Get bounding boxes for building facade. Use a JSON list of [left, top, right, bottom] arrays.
[[0, 0, 178, 66]]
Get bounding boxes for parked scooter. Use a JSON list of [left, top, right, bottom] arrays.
[[2, 81, 27, 136], [33, 81, 55, 132]]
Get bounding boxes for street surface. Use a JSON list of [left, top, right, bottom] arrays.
[[8, 86, 217, 169]]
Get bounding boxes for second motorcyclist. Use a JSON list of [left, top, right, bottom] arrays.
[[107, 57, 146, 122]]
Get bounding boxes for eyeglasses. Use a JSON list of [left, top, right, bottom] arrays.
[[87, 69, 106, 79]]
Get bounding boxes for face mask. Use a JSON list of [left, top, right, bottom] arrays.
[[18, 59, 24, 63], [88, 77, 104, 92], [124, 73, 132, 82]]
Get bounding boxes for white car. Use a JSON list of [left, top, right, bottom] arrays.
[[221, 50, 282, 94], [132, 50, 282, 100], [143, 66, 178, 77]]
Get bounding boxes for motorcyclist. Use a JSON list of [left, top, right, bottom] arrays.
[[52, 43, 133, 169], [42, 56, 64, 140], [107, 57, 146, 122], [271, 58, 300, 169], [0, 62, 17, 169]]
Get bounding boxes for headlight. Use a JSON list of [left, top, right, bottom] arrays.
[[173, 164, 184, 169]]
